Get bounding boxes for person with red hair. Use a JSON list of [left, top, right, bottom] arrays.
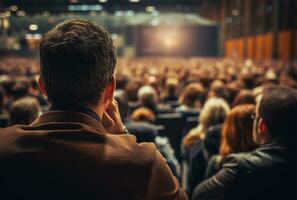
[[205, 104, 258, 178]]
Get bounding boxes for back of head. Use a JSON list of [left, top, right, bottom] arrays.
[[199, 97, 230, 130], [125, 81, 141, 102], [138, 86, 158, 111], [179, 82, 205, 108], [12, 81, 30, 100], [10, 97, 41, 125], [260, 86, 297, 139], [39, 19, 116, 107], [232, 89, 255, 107], [131, 107, 156, 124], [163, 78, 178, 100], [220, 104, 257, 158], [279, 65, 297, 89], [209, 80, 228, 100]]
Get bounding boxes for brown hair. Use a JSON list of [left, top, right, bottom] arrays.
[[220, 104, 257, 160], [179, 82, 205, 108], [39, 19, 116, 106], [10, 97, 41, 125], [231, 89, 255, 107], [131, 107, 156, 123]]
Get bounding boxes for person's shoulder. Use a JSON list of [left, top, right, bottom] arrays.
[[0, 124, 27, 139], [105, 133, 158, 163], [223, 142, 291, 173], [0, 124, 31, 153], [210, 154, 222, 164]]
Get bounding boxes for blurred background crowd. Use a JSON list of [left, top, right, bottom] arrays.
[[0, 0, 297, 197], [0, 56, 296, 195]]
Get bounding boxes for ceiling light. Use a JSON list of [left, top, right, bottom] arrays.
[[29, 24, 38, 31], [5, 11, 11, 17], [10, 5, 18, 11], [16, 10, 26, 16], [146, 6, 155, 12]]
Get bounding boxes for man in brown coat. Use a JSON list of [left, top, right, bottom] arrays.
[[0, 19, 187, 200]]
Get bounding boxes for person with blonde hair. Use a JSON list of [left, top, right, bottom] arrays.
[[183, 97, 230, 150], [182, 97, 230, 195]]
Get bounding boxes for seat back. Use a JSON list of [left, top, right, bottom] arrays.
[[156, 113, 183, 160], [0, 115, 9, 128]]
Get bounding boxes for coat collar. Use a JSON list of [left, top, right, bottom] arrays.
[[31, 111, 108, 133]]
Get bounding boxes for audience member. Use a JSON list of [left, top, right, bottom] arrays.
[[231, 89, 255, 107], [205, 104, 257, 178], [10, 97, 41, 125], [131, 106, 180, 178], [131, 107, 156, 124], [162, 78, 179, 102], [114, 89, 158, 143], [176, 82, 205, 113], [192, 86, 297, 200], [0, 19, 187, 199], [182, 97, 230, 195], [183, 97, 230, 150]]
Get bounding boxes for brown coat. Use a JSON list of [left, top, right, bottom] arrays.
[[0, 111, 187, 199]]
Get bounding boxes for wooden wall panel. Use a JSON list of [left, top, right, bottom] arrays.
[[247, 36, 255, 59], [225, 39, 244, 59], [237, 38, 244, 59], [225, 40, 232, 57], [263, 33, 273, 60], [278, 31, 291, 61], [225, 31, 295, 60], [255, 35, 264, 60]]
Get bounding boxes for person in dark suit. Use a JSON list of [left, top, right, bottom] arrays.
[[0, 19, 187, 200], [192, 86, 297, 200]]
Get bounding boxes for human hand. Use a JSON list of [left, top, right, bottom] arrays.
[[102, 99, 125, 134]]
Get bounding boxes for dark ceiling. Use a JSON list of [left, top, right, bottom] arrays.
[[1, 0, 202, 14]]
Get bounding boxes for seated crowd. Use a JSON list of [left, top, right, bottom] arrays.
[[0, 19, 296, 199]]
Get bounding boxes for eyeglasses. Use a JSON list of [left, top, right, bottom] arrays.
[[251, 112, 260, 120]]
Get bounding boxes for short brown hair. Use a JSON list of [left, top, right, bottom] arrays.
[[179, 83, 205, 107], [10, 97, 41, 125], [39, 19, 116, 106]]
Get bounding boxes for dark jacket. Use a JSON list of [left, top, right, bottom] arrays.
[[0, 111, 187, 200], [192, 138, 296, 200], [184, 125, 222, 195], [204, 154, 223, 179]]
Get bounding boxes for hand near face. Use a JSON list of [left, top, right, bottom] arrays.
[[102, 99, 125, 134]]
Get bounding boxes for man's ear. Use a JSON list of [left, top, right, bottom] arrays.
[[104, 75, 116, 103], [258, 119, 267, 134], [257, 118, 270, 144], [38, 77, 47, 97]]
